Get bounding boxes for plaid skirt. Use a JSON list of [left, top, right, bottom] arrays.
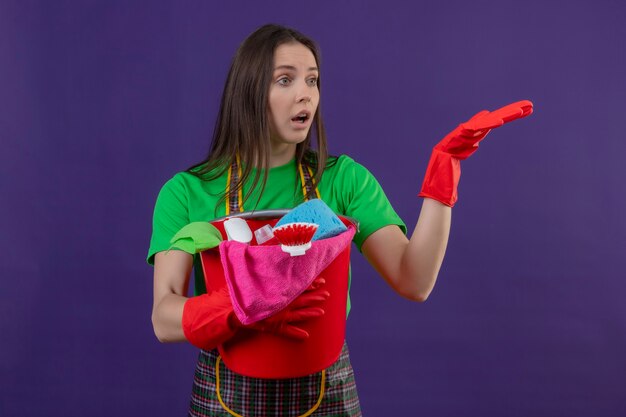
[[188, 341, 362, 417]]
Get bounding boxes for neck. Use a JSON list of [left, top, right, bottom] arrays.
[[268, 143, 297, 168]]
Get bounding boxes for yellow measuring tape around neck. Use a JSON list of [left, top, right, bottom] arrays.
[[298, 162, 322, 201], [226, 156, 321, 215], [226, 154, 245, 215]]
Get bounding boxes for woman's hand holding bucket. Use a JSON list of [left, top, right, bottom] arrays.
[[182, 278, 329, 350], [242, 277, 329, 340]]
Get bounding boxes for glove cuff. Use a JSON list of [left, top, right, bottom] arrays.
[[182, 290, 238, 350], [418, 148, 461, 207]]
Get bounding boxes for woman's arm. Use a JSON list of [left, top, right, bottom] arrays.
[[361, 100, 532, 302], [151, 249, 333, 346], [361, 198, 450, 302], [151, 250, 194, 343]]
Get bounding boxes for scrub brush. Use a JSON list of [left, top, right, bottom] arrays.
[[272, 222, 319, 256]]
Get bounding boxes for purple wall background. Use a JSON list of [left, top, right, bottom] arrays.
[[2, 1, 625, 416]]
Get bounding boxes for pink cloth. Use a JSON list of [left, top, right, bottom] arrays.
[[219, 226, 356, 325]]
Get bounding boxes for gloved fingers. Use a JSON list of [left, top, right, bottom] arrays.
[[456, 100, 533, 143], [461, 100, 533, 134], [469, 109, 490, 120], [276, 324, 310, 340], [285, 306, 325, 322], [442, 130, 487, 159], [251, 312, 318, 339], [457, 127, 492, 141], [519, 101, 533, 117], [488, 100, 534, 124], [305, 277, 326, 292], [462, 112, 504, 133], [482, 100, 533, 121], [289, 290, 330, 309]]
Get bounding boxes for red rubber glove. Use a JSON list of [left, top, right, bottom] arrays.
[[182, 286, 238, 350], [419, 100, 533, 207], [182, 277, 329, 350], [244, 277, 329, 339]]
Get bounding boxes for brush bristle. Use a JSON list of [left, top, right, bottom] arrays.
[[273, 222, 319, 246]]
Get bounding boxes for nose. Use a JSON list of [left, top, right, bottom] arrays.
[[295, 80, 312, 103], [297, 94, 312, 103]]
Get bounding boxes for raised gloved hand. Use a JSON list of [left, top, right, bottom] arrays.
[[419, 100, 533, 207], [182, 277, 329, 350]]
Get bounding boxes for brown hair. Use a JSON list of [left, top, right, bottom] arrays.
[[187, 24, 330, 212]]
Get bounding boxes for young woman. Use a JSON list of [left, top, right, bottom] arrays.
[[148, 24, 532, 417]]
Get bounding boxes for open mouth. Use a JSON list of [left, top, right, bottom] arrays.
[[291, 112, 310, 124]]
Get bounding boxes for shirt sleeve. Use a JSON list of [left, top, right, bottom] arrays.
[[146, 175, 190, 265], [338, 158, 407, 252]]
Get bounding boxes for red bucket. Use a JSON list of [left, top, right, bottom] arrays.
[[199, 210, 356, 379]]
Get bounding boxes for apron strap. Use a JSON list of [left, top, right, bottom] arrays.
[[227, 156, 320, 214]]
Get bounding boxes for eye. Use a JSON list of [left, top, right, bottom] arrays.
[[307, 77, 318, 87], [277, 77, 291, 86]]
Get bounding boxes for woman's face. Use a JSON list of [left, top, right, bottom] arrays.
[[268, 42, 320, 151]]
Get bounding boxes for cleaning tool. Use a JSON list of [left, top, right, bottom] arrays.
[[419, 100, 533, 207], [275, 199, 346, 240], [253, 224, 275, 245], [273, 222, 319, 256], [223, 217, 253, 243], [168, 222, 223, 254]]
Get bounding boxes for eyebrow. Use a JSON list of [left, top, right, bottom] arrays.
[[273, 65, 319, 72]]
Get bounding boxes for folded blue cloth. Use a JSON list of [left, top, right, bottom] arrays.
[[275, 199, 347, 240]]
